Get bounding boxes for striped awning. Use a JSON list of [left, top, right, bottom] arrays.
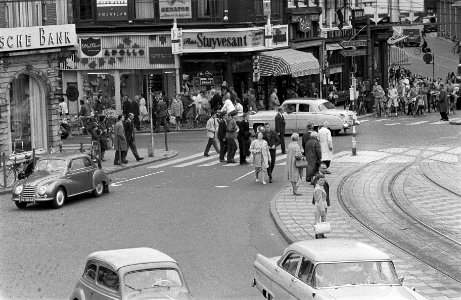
[[259, 48, 320, 77], [389, 46, 411, 66]]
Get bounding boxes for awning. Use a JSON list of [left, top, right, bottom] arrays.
[[389, 46, 411, 66], [326, 43, 343, 51], [259, 48, 320, 77]]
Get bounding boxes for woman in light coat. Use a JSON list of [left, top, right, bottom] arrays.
[[318, 121, 333, 171], [170, 94, 184, 130], [284, 133, 303, 195], [250, 131, 271, 184]]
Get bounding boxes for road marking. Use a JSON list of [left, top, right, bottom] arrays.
[[233, 170, 255, 182], [111, 170, 164, 186], [199, 160, 222, 167], [173, 155, 217, 167], [385, 123, 401, 126], [146, 152, 215, 169], [374, 119, 391, 122], [407, 121, 429, 126], [359, 119, 369, 122], [215, 185, 229, 188]]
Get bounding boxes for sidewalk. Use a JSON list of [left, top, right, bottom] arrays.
[[271, 143, 461, 299], [0, 147, 178, 196]]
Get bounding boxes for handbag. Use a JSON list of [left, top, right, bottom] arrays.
[[247, 154, 254, 164], [314, 221, 331, 234], [105, 137, 113, 150], [295, 156, 308, 168]]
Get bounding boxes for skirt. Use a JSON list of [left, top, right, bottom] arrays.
[[253, 153, 267, 173]]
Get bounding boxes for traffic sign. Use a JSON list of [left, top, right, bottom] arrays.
[[340, 49, 366, 57], [341, 40, 367, 47]]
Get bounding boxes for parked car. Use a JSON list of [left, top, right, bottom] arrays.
[[249, 98, 359, 135], [11, 152, 110, 209], [69, 247, 192, 300], [402, 28, 421, 47], [253, 239, 428, 300]]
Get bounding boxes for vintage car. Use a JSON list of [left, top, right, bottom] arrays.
[[249, 98, 359, 135], [11, 153, 110, 209], [69, 247, 192, 300], [253, 239, 427, 300]]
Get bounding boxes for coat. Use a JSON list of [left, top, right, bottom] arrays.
[[123, 119, 135, 142], [157, 100, 168, 117], [171, 100, 183, 117], [269, 93, 280, 110], [206, 117, 219, 138], [284, 141, 303, 182], [439, 90, 448, 112], [302, 131, 312, 154], [275, 113, 286, 135], [305, 136, 322, 178], [113, 120, 127, 151], [250, 139, 270, 169], [318, 126, 333, 161], [237, 120, 251, 157]]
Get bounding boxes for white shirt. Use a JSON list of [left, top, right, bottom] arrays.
[[235, 103, 243, 116], [59, 102, 68, 114], [221, 99, 235, 114]]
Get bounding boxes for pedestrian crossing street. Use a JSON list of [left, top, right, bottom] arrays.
[[146, 149, 289, 169], [360, 116, 461, 126], [360, 115, 461, 126]]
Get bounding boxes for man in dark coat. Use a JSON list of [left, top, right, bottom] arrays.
[[305, 131, 322, 182], [217, 112, 228, 162], [114, 115, 128, 165], [123, 113, 144, 162], [274, 106, 286, 154], [262, 122, 280, 183], [122, 95, 132, 118], [439, 84, 449, 121], [302, 122, 314, 155], [225, 111, 239, 163], [156, 97, 168, 130], [237, 113, 251, 165]]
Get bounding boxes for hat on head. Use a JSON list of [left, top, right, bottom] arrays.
[[291, 133, 299, 140], [228, 110, 237, 117]]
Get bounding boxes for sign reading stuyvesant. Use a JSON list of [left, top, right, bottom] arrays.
[[159, 0, 192, 19], [80, 37, 102, 58], [97, 0, 128, 21], [181, 28, 265, 53], [0, 24, 77, 52]]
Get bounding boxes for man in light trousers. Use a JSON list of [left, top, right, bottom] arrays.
[[204, 110, 220, 157]]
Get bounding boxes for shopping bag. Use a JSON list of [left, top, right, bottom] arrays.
[[314, 221, 331, 234]]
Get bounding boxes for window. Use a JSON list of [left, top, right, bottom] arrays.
[[298, 258, 314, 285], [84, 263, 97, 280], [283, 103, 297, 113], [83, 157, 92, 168], [198, 0, 219, 18], [135, 0, 155, 19], [281, 252, 301, 276], [4, 1, 43, 28], [97, 266, 119, 291], [299, 104, 310, 112], [71, 158, 86, 170], [78, 0, 94, 20]]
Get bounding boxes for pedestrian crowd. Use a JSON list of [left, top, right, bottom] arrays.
[[369, 67, 459, 121]]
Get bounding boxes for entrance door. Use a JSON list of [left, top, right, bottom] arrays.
[[29, 77, 47, 150]]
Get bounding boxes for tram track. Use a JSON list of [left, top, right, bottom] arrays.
[[337, 154, 461, 285]]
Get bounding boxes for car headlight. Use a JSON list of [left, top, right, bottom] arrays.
[[340, 113, 346, 119], [38, 186, 47, 196], [14, 185, 23, 195]]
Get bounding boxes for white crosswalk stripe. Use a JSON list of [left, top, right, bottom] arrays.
[[406, 121, 429, 126], [384, 123, 401, 126]]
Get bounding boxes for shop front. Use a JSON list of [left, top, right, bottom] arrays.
[[60, 32, 175, 115], [0, 24, 78, 154]]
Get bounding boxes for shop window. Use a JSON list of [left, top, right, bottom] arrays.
[[198, 0, 219, 18], [135, 0, 155, 19], [82, 73, 116, 113]]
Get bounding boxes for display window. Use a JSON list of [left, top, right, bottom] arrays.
[[82, 72, 116, 112]]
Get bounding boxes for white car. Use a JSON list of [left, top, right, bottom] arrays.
[[253, 239, 427, 300], [249, 98, 359, 135], [70, 247, 191, 300]]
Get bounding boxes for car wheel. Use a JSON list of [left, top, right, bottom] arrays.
[[103, 183, 110, 193], [93, 181, 104, 197], [52, 187, 66, 209], [15, 201, 27, 209]]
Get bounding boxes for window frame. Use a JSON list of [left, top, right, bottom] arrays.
[[96, 265, 120, 292], [297, 257, 315, 285], [83, 262, 97, 281], [279, 251, 302, 276]]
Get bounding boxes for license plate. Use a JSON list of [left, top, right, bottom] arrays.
[[20, 198, 35, 203]]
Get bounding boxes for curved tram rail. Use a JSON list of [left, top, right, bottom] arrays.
[[337, 158, 461, 285]]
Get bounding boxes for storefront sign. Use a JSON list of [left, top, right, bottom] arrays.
[[231, 57, 252, 73], [103, 48, 146, 57], [0, 24, 77, 52], [97, 0, 128, 21], [341, 40, 367, 47], [149, 47, 174, 64], [272, 25, 288, 48], [80, 37, 102, 58], [325, 28, 354, 39], [181, 28, 265, 53], [159, 0, 192, 19]]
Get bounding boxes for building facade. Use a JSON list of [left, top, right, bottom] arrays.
[[0, 1, 76, 155]]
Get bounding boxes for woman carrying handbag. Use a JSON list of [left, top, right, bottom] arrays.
[[249, 131, 271, 184], [313, 173, 329, 239], [284, 133, 304, 195]]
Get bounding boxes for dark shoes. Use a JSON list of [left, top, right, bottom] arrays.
[[220, 160, 225, 162], [282, 152, 287, 154], [240, 161, 249, 165], [293, 193, 302, 196], [122, 160, 129, 164], [136, 157, 144, 161], [227, 160, 237, 163], [204, 154, 210, 157], [114, 162, 120, 165], [269, 176, 273, 183]]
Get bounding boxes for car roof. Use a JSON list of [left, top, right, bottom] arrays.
[[39, 152, 90, 160], [286, 239, 391, 262], [283, 98, 328, 105], [87, 247, 177, 271]]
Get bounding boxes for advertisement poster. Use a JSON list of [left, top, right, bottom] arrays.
[[159, 0, 192, 19], [79, 37, 102, 58], [97, 0, 128, 21], [149, 47, 174, 64]]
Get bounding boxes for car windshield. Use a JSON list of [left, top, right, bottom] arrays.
[[314, 261, 399, 288], [34, 159, 67, 174], [124, 268, 182, 292], [319, 101, 336, 110]]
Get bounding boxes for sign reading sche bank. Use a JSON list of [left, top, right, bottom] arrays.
[[0, 24, 77, 52], [177, 26, 288, 53]]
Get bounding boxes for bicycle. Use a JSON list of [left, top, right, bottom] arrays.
[[0, 151, 36, 188], [414, 46, 422, 55]]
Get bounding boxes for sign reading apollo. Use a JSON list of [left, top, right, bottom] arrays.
[[0, 24, 77, 52]]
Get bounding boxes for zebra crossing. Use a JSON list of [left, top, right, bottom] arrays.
[[360, 116, 461, 126], [146, 149, 288, 169]]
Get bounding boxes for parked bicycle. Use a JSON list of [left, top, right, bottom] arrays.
[[0, 151, 37, 188]]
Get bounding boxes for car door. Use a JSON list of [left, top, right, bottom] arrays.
[[67, 158, 93, 195], [290, 257, 316, 300], [297, 103, 317, 131], [79, 262, 98, 300], [93, 265, 122, 300], [272, 252, 301, 299], [281, 103, 297, 133]]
